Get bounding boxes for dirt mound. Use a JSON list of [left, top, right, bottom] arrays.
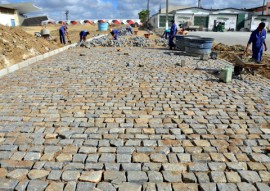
[[213, 43, 246, 52], [0, 24, 60, 69], [212, 43, 270, 79]]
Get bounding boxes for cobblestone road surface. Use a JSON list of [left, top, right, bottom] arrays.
[[0, 47, 269, 191]]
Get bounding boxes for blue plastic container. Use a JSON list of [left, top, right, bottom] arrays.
[[185, 37, 214, 56], [98, 22, 108, 31], [175, 35, 185, 50], [176, 35, 200, 51]]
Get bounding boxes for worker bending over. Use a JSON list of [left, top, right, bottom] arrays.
[[79, 30, 90, 42], [245, 22, 267, 63], [110, 29, 119, 40], [126, 25, 133, 34], [162, 29, 170, 39]]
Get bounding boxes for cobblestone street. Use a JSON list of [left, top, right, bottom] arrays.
[[0, 47, 269, 191]]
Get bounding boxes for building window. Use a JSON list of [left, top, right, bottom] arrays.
[[0, 7, 15, 15], [159, 15, 174, 27]]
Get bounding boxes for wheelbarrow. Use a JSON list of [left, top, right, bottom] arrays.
[[234, 54, 266, 78]]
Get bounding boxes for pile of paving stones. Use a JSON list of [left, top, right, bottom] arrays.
[[81, 27, 168, 48], [85, 36, 167, 48]]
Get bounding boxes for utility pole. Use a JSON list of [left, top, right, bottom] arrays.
[[166, 0, 168, 30], [65, 10, 69, 21], [198, 0, 201, 8], [262, 0, 266, 15], [147, 0, 150, 27], [147, 0, 150, 21]]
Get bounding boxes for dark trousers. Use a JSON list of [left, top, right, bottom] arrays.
[[252, 47, 263, 62], [127, 28, 133, 34], [59, 30, 66, 44], [169, 35, 175, 49]]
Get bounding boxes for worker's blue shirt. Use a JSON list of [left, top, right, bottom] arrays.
[[248, 29, 266, 61], [111, 30, 119, 40], [112, 30, 119, 35], [59, 26, 66, 33], [249, 29, 266, 51], [170, 23, 177, 36], [80, 30, 88, 37]]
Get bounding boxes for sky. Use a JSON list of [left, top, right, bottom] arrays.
[[0, 0, 268, 20]]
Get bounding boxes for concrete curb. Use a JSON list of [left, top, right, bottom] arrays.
[[0, 34, 108, 78]]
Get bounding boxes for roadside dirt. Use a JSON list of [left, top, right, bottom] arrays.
[[212, 43, 270, 79], [0, 24, 155, 70], [0, 24, 60, 69]]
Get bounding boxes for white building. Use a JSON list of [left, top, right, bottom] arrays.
[[0, 2, 41, 27], [150, 7, 250, 31], [245, 15, 270, 31]]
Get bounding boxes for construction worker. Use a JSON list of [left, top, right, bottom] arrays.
[[126, 25, 133, 34], [59, 24, 68, 45], [245, 22, 267, 62], [110, 28, 119, 40], [169, 20, 177, 50], [162, 29, 170, 39], [79, 30, 90, 42]]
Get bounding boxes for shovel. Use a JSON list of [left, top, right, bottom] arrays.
[[67, 35, 72, 44]]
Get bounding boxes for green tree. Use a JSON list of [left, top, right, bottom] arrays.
[[138, 9, 150, 23]]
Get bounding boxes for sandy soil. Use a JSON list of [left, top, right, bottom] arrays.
[[22, 24, 158, 44], [0, 23, 159, 70], [212, 43, 270, 79]]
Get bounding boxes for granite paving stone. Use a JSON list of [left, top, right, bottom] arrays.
[[15, 179, 29, 191], [237, 182, 257, 191], [238, 171, 261, 183], [199, 183, 217, 191], [143, 182, 156, 191], [148, 171, 164, 183], [27, 180, 48, 191], [217, 183, 238, 191], [47, 170, 62, 181], [27, 169, 50, 180], [156, 183, 172, 191], [128, 171, 148, 183], [45, 182, 64, 191], [0, 46, 269, 188], [97, 182, 117, 191], [79, 170, 103, 183], [62, 171, 80, 181], [118, 182, 142, 191], [7, 169, 28, 180], [64, 181, 77, 191], [0, 178, 19, 190]]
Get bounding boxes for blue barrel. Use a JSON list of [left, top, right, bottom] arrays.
[[185, 37, 214, 56], [175, 35, 185, 51], [98, 22, 108, 31], [175, 35, 200, 51]]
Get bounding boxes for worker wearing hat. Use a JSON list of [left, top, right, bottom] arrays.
[[169, 20, 177, 50], [110, 28, 119, 40], [245, 22, 267, 62], [79, 30, 90, 43], [59, 24, 68, 45]]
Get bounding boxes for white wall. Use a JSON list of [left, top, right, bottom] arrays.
[[175, 9, 210, 15], [149, 14, 159, 28], [250, 16, 270, 31], [0, 13, 16, 26], [174, 14, 194, 27], [209, 15, 237, 31]]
